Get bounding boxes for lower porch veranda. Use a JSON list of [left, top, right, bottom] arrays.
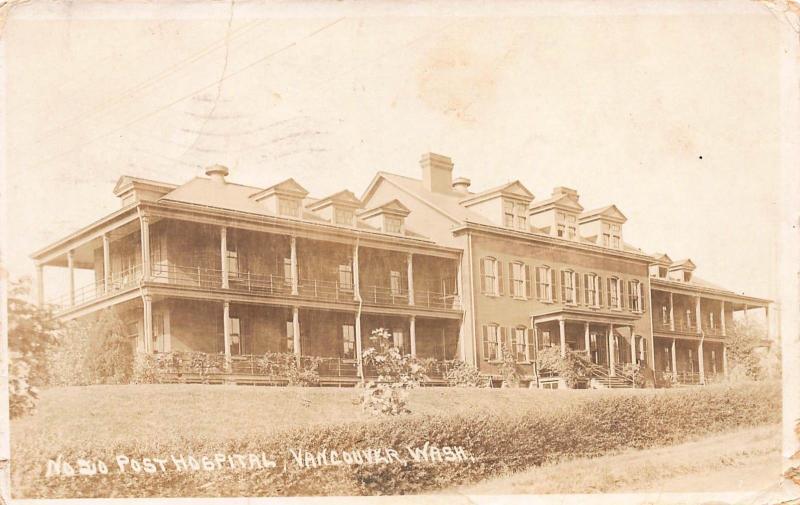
[[532, 319, 648, 378], [115, 297, 462, 384], [652, 336, 727, 386]]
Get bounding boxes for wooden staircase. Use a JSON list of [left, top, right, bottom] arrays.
[[585, 363, 634, 389]]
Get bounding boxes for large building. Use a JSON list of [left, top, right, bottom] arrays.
[[31, 153, 773, 387]]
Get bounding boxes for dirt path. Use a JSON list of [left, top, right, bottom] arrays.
[[453, 424, 781, 495]]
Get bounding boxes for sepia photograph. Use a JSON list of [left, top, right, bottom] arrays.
[[1, 0, 798, 503]]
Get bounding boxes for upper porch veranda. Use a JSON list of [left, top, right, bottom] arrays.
[[32, 198, 464, 318]]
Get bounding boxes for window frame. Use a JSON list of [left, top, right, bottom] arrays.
[[608, 276, 622, 309], [342, 324, 356, 360], [562, 269, 577, 305], [511, 326, 528, 362], [535, 265, 553, 302], [334, 207, 355, 226], [584, 273, 600, 307], [482, 257, 499, 296], [384, 215, 403, 234], [338, 263, 354, 291], [483, 323, 501, 361], [511, 261, 527, 299], [278, 197, 300, 218], [503, 199, 527, 230]]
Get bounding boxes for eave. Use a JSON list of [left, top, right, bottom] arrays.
[[649, 277, 771, 305]]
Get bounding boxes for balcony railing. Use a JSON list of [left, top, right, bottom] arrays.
[[701, 325, 725, 337], [361, 285, 410, 306], [414, 290, 461, 310], [49, 264, 142, 308]]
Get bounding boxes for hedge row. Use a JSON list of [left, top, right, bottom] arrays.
[[13, 381, 780, 498]]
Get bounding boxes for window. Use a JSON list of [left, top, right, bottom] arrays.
[[339, 263, 353, 291], [685, 309, 693, 328], [390, 270, 403, 295], [342, 324, 355, 359], [511, 327, 528, 362], [541, 330, 552, 348], [511, 262, 526, 298], [535, 266, 553, 301], [584, 273, 600, 307], [683, 271, 692, 282], [503, 199, 527, 230], [283, 258, 293, 285], [226, 246, 239, 278], [556, 212, 577, 240], [628, 280, 642, 312], [688, 348, 695, 372], [482, 324, 501, 361], [602, 222, 621, 248], [278, 197, 300, 217], [561, 270, 577, 304], [709, 312, 715, 329], [286, 321, 295, 353], [392, 329, 405, 352], [334, 207, 354, 226], [664, 347, 671, 372], [658, 266, 668, 278], [229, 317, 242, 356], [711, 349, 717, 374], [607, 277, 621, 309], [481, 257, 501, 296], [384, 216, 402, 234], [661, 305, 669, 325]]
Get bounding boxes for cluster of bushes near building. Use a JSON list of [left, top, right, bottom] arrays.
[[11, 381, 780, 498]]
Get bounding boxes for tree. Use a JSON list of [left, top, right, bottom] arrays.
[[83, 309, 136, 384], [359, 328, 426, 416], [726, 319, 768, 380], [8, 277, 63, 387]]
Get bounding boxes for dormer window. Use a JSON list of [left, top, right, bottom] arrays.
[[556, 212, 577, 240], [503, 199, 527, 230], [602, 222, 621, 248], [384, 215, 403, 234], [278, 197, 300, 217], [334, 207, 354, 226]]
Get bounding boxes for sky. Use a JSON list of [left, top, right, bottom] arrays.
[[1, 0, 789, 301]]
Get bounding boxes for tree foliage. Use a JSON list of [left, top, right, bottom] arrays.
[[359, 328, 426, 416], [535, 346, 590, 388], [726, 319, 768, 381], [83, 308, 136, 384]]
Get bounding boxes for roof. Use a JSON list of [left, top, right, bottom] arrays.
[[528, 193, 584, 213], [579, 204, 627, 223], [670, 258, 697, 270], [113, 175, 178, 196], [306, 189, 362, 211], [458, 180, 534, 206], [250, 177, 309, 201], [650, 252, 673, 265], [358, 198, 411, 219]]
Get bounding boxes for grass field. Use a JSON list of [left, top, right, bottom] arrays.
[[11, 383, 657, 447], [452, 423, 782, 494]]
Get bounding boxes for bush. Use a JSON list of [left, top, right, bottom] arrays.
[[360, 328, 426, 416], [47, 321, 92, 386], [9, 358, 38, 419], [536, 346, 590, 388], [11, 382, 780, 498], [444, 361, 484, 387], [498, 344, 520, 387], [83, 309, 135, 384]]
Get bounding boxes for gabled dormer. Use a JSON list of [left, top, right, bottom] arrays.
[[528, 187, 584, 240], [668, 259, 696, 282], [251, 178, 309, 218], [649, 252, 673, 278], [579, 205, 627, 249], [306, 190, 363, 227], [459, 181, 534, 231], [358, 199, 411, 234], [113, 175, 178, 207]]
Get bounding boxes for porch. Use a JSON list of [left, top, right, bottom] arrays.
[[652, 336, 727, 386]]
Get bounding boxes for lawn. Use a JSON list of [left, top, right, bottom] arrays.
[[12, 383, 654, 447], [452, 423, 782, 494]]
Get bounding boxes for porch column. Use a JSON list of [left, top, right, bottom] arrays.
[[720, 300, 726, 336], [744, 304, 749, 323], [220, 227, 229, 289], [583, 322, 590, 356], [292, 306, 301, 358], [695, 296, 702, 335], [630, 329, 637, 364], [410, 315, 417, 357], [698, 339, 705, 384], [355, 313, 364, 378], [722, 344, 729, 378], [558, 319, 566, 357], [765, 305, 771, 340], [67, 249, 75, 306], [103, 233, 111, 293], [669, 292, 675, 331], [35, 263, 44, 307], [671, 338, 677, 374], [140, 214, 151, 281], [608, 324, 615, 376], [406, 252, 415, 306], [223, 301, 232, 370], [290, 236, 299, 295], [143, 295, 153, 354], [352, 243, 360, 301]]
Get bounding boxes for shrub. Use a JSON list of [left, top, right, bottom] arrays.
[[47, 321, 92, 386], [536, 346, 590, 388], [11, 381, 780, 498], [83, 309, 135, 384], [620, 363, 646, 388], [444, 361, 484, 387], [498, 344, 520, 387], [360, 328, 426, 416], [9, 358, 38, 419], [259, 352, 321, 386]]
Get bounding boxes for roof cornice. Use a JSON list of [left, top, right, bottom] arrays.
[[649, 277, 771, 304]]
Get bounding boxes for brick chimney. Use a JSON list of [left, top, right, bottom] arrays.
[[205, 164, 229, 184], [420, 152, 454, 194]]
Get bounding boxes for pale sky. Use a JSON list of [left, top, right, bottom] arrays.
[[1, 0, 790, 301]]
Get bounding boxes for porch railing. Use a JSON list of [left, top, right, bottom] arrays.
[[414, 290, 461, 310], [361, 285, 410, 306], [49, 264, 143, 308]]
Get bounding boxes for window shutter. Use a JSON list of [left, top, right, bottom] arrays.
[[499, 326, 507, 355], [598, 277, 604, 306], [524, 265, 532, 299], [508, 262, 514, 296], [481, 325, 489, 361], [527, 328, 535, 361], [576, 273, 582, 305], [560, 271, 567, 301], [583, 274, 589, 305], [497, 261, 505, 296], [621, 280, 627, 309], [640, 288, 646, 313], [479, 259, 486, 294], [550, 268, 557, 302], [535, 267, 542, 298]]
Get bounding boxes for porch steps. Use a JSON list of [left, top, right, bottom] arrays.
[[586, 363, 634, 389]]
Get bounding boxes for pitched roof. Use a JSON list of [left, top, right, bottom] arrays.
[[650, 252, 673, 265], [358, 198, 411, 219], [306, 189, 362, 211], [113, 175, 178, 196], [670, 258, 697, 270], [528, 193, 584, 213], [579, 204, 627, 223], [459, 180, 534, 206], [250, 177, 309, 201]]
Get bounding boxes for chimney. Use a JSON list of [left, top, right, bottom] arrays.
[[552, 186, 578, 199], [420, 152, 454, 193], [205, 164, 229, 184], [452, 177, 471, 194]]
